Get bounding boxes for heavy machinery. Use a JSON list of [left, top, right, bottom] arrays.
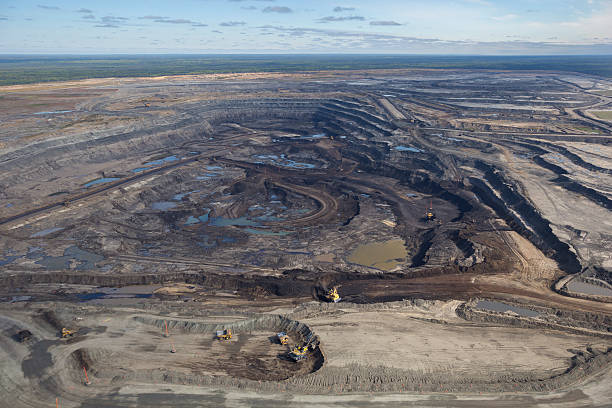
[[425, 199, 436, 222], [288, 344, 311, 362], [325, 286, 341, 303], [61, 328, 76, 338], [216, 329, 232, 341], [277, 331, 289, 345], [143, 102, 150, 108]]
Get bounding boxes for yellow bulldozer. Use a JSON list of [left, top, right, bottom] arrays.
[[325, 286, 341, 303], [216, 329, 232, 341], [61, 328, 76, 338]]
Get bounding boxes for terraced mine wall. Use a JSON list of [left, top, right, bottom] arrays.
[[471, 161, 582, 274], [457, 303, 612, 337]]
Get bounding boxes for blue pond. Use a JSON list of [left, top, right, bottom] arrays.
[[151, 201, 177, 211], [84, 178, 120, 188], [394, 146, 423, 153], [30, 227, 64, 238]]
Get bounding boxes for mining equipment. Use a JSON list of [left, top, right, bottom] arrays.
[[61, 328, 76, 338], [277, 332, 289, 345], [216, 329, 232, 341], [325, 286, 341, 303], [143, 102, 150, 108], [288, 344, 312, 362], [425, 199, 436, 222]]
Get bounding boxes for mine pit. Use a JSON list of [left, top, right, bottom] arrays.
[[0, 68, 611, 407]]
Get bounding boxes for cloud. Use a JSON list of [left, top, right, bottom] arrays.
[[37, 4, 60, 10], [333, 6, 355, 12], [139, 16, 205, 25], [212, 30, 222, 33], [101, 16, 128, 24], [82, 14, 95, 19], [257, 24, 612, 54], [76, 8, 92, 13], [370, 20, 402, 26], [0, 16, 8, 21], [220, 21, 246, 26], [241, 6, 257, 10], [318, 16, 365, 23], [263, 6, 292, 13]]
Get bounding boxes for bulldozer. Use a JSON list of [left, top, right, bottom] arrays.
[[325, 286, 341, 303], [61, 328, 76, 338], [277, 331, 289, 345], [216, 329, 232, 341]]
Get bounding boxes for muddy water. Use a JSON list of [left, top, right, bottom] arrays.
[[347, 239, 407, 271], [566, 280, 612, 297], [475, 300, 539, 317]]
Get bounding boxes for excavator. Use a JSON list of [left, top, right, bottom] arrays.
[[425, 199, 436, 222], [288, 343, 312, 362], [61, 328, 76, 338], [277, 332, 289, 345], [216, 328, 232, 341], [325, 286, 341, 303]]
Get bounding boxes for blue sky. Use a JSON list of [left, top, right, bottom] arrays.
[[1, 0, 612, 54]]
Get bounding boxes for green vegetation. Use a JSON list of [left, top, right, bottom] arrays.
[[1, 55, 612, 86], [591, 110, 612, 120]]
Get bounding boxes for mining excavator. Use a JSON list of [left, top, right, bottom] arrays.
[[425, 199, 436, 222], [325, 286, 341, 303], [216, 328, 232, 341], [61, 328, 76, 338], [277, 331, 289, 345], [288, 343, 313, 362]]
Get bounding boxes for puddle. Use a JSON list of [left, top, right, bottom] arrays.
[[131, 167, 152, 173], [299, 133, 326, 140], [151, 201, 177, 211], [254, 154, 316, 169], [30, 227, 64, 238], [475, 300, 539, 317], [566, 280, 612, 297], [405, 193, 417, 197], [36, 246, 104, 270], [209, 216, 261, 227], [206, 165, 223, 170], [347, 239, 407, 271], [173, 190, 200, 201], [77, 285, 161, 305], [144, 155, 178, 166], [33, 110, 73, 115], [394, 146, 423, 153], [0, 255, 20, 266], [184, 209, 210, 225], [83, 177, 120, 188]]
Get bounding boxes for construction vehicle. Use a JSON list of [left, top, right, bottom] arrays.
[[325, 286, 341, 303], [425, 199, 436, 222], [143, 102, 150, 108], [288, 342, 316, 362], [216, 329, 232, 341], [61, 328, 76, 338], [277, 331, 289, 345]]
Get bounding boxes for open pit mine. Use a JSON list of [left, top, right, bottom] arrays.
[[0, 69, 611, 407]]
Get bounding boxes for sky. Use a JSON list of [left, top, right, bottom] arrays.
[[1, 0, 612, 54]]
